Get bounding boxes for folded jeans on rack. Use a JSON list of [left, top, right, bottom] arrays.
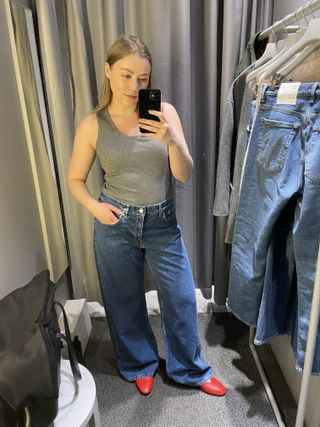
[[227, 82, 320, 375]]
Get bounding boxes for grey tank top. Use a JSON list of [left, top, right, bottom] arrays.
[[96, 108, 173, 206]]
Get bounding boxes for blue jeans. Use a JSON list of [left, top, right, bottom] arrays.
[[228, 83, 320, 374], [93, 194, 212, 385]]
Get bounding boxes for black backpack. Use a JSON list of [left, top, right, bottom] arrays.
[[0, 270, 81, 427]]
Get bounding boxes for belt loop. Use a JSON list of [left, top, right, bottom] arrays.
[[256, 83, 268, 113], [310, 83, 319, 103], [158, 202, 164, 217], [259, 84, 268, 104]]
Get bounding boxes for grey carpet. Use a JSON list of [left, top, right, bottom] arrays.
[[84, 312, 297, 427]]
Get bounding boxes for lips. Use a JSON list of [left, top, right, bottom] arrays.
[[126, 94, 137, 101]]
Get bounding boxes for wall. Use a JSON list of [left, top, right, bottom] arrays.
[[0, 0, 70, 302], [270, 2, 320, 427]]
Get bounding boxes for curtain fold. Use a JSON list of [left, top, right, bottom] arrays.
[[10, 2, 68, 282], [30, 0, 273, 303], [33, 0, 87, 297], [65, 0, 104, 301]]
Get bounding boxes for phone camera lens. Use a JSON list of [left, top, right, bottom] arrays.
[[150, 91, 156, 100]]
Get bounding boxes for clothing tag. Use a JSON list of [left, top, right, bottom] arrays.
[[277, 82, 300, 105]]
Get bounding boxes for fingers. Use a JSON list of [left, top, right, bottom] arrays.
[[109, 205, 123, 216], [148, 109, 162, 120], [139, 110, 167, 138], [139, 122, 160, 134], [108, 204, 123, 223], [100, 202, 123, 224]]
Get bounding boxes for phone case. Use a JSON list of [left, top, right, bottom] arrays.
[[138, 89, 161, 133]]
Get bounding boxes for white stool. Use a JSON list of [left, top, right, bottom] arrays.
[[54, 359, 101, 427]]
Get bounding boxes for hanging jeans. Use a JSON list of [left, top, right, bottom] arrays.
[[228, 83, 320, 374], [93, 194, 212, 385]]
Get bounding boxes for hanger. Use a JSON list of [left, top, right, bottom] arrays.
[[257, 0, 320, 42], [277, 42, 320, 81], [249, 8, 306, 88], [246, 22, 306, 89], [252, 30, 278, 70], [277, 1, 319, 81], [256, 17, 320, 87]]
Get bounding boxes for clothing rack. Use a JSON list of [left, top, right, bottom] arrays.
[[258, 0, 320, 41], [250, 244, 320, 427], [248, 3, 320, 426]]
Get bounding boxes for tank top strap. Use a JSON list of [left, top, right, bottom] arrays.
[[96, 108, 115, 134]]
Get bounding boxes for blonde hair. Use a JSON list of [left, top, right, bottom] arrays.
[[93, 35, 153, 113]]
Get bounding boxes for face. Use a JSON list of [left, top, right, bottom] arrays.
[[105, 53, 151, 107]]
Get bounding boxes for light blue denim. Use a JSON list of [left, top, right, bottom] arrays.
[[93, 194, 212, 385], [228, 83, 320, 374]]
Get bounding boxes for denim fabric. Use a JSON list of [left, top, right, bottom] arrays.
[[93, 194, 212, 385], [228, 83, 320, 374]]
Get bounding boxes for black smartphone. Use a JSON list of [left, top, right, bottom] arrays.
[[138, 89, 161, 133]]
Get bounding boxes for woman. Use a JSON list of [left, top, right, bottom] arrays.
[[68, 34, 226, 396]]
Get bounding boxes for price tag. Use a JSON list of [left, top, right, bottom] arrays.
[[277, 82, 300, 105]]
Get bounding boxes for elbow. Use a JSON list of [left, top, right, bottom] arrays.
[[176, 160, 194, 183], [67, 177, 81, 196], [178, 174, 191, 183], [67, 177, 74, 194]]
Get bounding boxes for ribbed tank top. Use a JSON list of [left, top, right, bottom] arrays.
[[95, 108, 173, 206]]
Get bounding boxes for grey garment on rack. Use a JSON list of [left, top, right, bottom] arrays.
[[225, 84, 254, 244], [234, 32, 268, 78], [213, 65, 254, 241]]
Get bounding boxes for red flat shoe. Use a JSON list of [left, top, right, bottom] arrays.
[[135, 376, 154, 395], [199, 377, 227, 396]]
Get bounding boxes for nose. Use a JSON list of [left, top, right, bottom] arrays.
[[130, 78, 143, 92]]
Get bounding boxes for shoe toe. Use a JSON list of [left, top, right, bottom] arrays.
[[199, 377, 226, 396], [135, 376, 154, 395]]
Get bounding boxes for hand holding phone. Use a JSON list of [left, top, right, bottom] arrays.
[[138, 89, 161, 134]]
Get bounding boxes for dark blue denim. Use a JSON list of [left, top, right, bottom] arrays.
[[228, 83, 320, 374], [93, 194, 212, 385]]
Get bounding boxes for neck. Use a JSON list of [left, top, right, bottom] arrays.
[[108, 100, 137, 116]]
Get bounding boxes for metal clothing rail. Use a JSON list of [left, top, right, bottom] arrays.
[[258, 0, 320, 41]]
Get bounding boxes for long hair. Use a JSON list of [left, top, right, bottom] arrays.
[[93, 35, 153, 113]]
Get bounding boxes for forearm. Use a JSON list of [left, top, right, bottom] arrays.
[[168, 142, 194, 182], [68, 179, 99, 215]]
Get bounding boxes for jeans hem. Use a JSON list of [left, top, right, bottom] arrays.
[[166, 369, 213, 387], [295, 363, 320, 376], [254, 330, 292, 345], [226, 302, 256, 328], [126, 373, 156, 382], [194, 372, 214, 387]]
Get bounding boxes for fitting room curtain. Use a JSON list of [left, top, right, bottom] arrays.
[[9, 2, 68, 282], [29, 0, 273, 303]]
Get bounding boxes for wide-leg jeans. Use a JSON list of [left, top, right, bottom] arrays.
[[228, 83, 320, 374], [93, 194, 212, 385]]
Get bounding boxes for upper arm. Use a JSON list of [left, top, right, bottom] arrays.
[[162, 102, 189, 150], [68, 113, 98, 183]]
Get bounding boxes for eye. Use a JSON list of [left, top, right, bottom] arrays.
[[139, 78, 149, 84], [122, 74, 131, 79]]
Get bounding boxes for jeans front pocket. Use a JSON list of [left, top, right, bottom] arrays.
[[159, 201, 177, 223], [257, 118, 300, 173], [97, 195, 128, 226]]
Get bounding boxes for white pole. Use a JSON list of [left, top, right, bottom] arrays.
[[295, 245, 320, 427]]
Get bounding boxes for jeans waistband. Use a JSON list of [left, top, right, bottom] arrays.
[[99, 193, 174, 214], [261, 82, 320, 103]]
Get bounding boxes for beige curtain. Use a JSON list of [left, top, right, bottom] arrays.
[[28, 0, 273, 302], [10, 2, 68, 282]]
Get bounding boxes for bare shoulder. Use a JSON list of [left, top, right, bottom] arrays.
[[75, 113, 98, 149], [161, 101, 183, 128], [161, 101, 178, 117]]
